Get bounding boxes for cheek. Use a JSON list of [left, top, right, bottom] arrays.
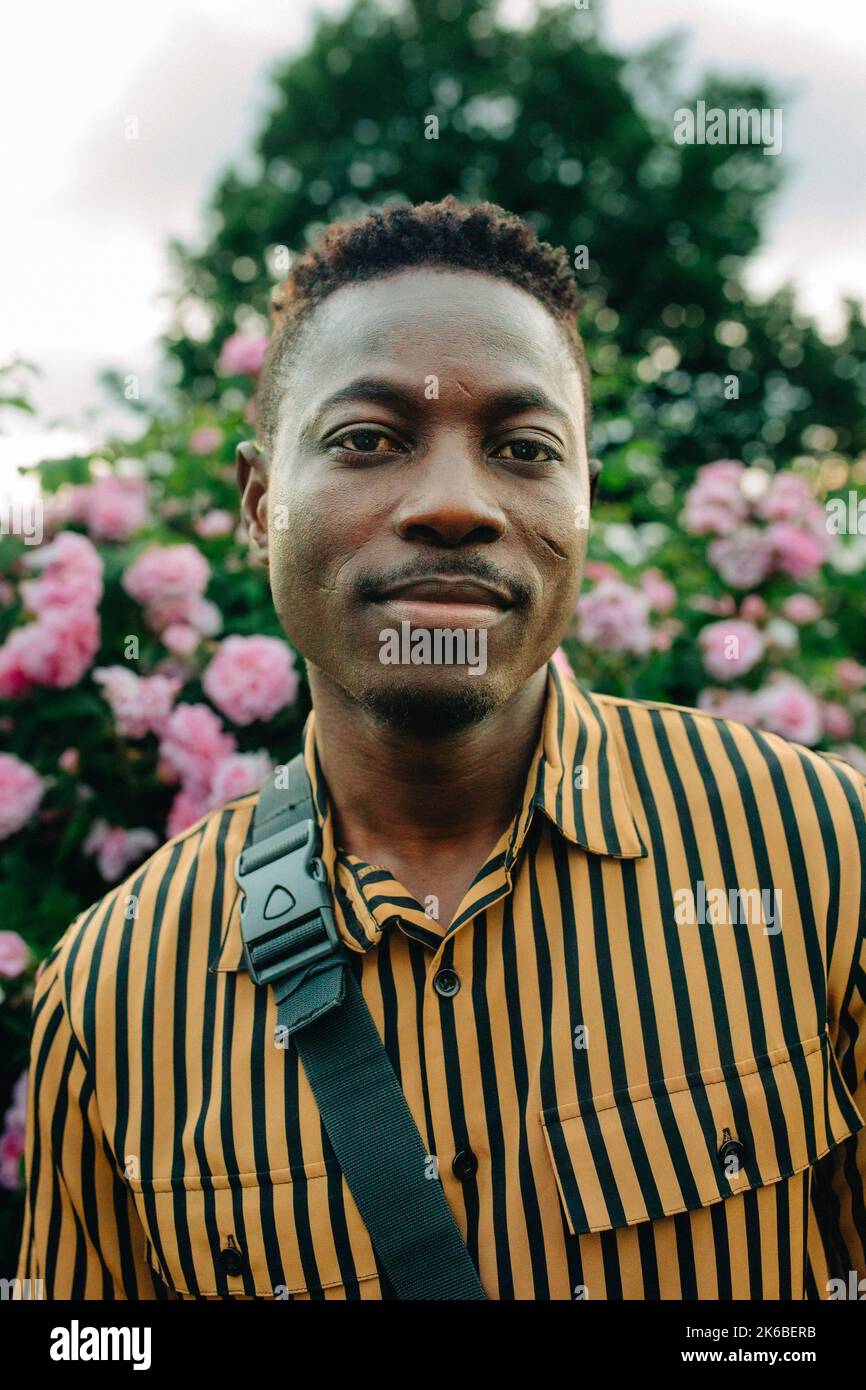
[[519, 477, 588, 574], [269, 471, 343, 567], [267, 471, 377, 618]]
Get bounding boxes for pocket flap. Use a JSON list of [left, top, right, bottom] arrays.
[[131, 1163, 380, 1298], [541, 1032, 863, 1238]]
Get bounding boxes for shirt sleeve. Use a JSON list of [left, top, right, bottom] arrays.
[[810, 765, 866, 1289], [14, 936, 165, 1300], [815, 932, 866, 1283]]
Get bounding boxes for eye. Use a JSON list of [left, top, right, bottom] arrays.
[[331, 427, 406, 455], [491, 437, 561, 464]]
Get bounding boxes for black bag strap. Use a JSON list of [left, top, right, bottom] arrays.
[[234, 753, 487, 1301]]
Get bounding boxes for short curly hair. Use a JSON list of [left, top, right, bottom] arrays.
[[255, 194, 590, 453]]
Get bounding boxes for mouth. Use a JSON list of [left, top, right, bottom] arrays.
[[369, 575, 514, 628]]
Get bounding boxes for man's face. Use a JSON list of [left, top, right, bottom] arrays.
[[249, 267, 591, 733]]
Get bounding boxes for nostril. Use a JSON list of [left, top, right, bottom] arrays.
[[400, 522, 502, 548]]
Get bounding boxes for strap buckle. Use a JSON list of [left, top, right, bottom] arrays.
[[234, 817, 341, 989]]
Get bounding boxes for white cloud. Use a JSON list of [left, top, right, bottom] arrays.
[[1, 0, 864, 435]]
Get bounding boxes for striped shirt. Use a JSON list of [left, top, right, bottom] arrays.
[[16, 662, 866, 1300]]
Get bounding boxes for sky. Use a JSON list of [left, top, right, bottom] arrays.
[[1, 0, 865, 482]]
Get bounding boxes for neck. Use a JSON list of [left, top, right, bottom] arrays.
[[306, 665, 549, 859]]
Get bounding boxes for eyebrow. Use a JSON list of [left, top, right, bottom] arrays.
[[485, 385, 573, 429], [299, 375, 575, 443]]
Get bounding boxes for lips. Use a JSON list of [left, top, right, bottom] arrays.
[[373, 576, 512, 609], [368, 574, 514, 632]]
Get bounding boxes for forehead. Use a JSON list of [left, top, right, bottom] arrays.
[[280, 267, 580, 417]]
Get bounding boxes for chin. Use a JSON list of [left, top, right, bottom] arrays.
[[359, 670, 502, 737]]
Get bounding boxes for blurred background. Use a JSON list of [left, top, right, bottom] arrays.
[[1, 0, 865, 1273]]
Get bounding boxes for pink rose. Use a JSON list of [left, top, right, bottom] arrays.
[[754, 677, 823, 746], [92, 666, 181, 739], [0, 1123, 25, 1190], [162, 623, 201, 657], [208, 751, 273, 809], [582, 561, 620, 583], [63, 478, 150, 542], [0, 608, 100, 696], [836, 659, 866, 692], [187, 597, 223, 637], [143, 593, 222, 638], [82, 821, 159, 882], [202, 635, 299, 726], [167, 787, 211, 838], [0, 754, 44, 838], [781, 594, 821, 625], [699, 620, 765, 682], [640, 568, 677, 613], [123, 544, 211, 608], [6, 1071, 27, 1129], [0, 930, 30, 977], [152, 657, 196, 687], [756, 472, 817, 523], [738, 595, 767, 623], [822, 701, 855, 741], [194, 509, 235, 540], [217, 332, 269, 377], [189, 426, 223, 456], [0, 635, 33, 698], [690, 595, 738, 617], [708, 529, 773, 589], [682, 460, 749, 537], [158, 703, 237, 797], [35, 608, 100, 689], [576, 579, 653, 656], [0, 536, 104, 706], [83, 476, 150, 542], [19, 531, 104, 613], [698, 688, 758, 725], [766, 523, 828, 580]]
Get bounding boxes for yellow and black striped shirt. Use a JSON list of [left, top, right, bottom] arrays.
[[16, 662, 866, 1299]]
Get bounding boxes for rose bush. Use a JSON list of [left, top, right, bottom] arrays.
[[0, 339, 863, 1269], [563, 455, 866, 767]]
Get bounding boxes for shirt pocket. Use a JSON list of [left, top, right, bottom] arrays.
[[129, 1161, 383, 1300], [540, 1030, 863, 1237]]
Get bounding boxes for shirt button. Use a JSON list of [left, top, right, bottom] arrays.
[[433, 967, 461, 998], [452, 1148, 478, 1181], [218, 1242, 245, 1277], [717, 1133, 746, 1172]]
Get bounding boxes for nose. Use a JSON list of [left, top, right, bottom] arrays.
[[392, 442, 508, 548]]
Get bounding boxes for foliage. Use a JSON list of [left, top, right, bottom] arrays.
[[163, 0, 866, 497]]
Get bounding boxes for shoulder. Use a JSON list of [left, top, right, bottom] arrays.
[[589, 687, 866, 840], [40, 791, 262, 1058]]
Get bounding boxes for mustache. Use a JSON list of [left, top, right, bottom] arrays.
[[356, 555, 533, 608]]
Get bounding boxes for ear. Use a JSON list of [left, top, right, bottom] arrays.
[[236, 440, 269, 567], [588, 457, 602, 505]]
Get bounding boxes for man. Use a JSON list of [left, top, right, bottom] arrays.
[[17, 197, 866, 1300]]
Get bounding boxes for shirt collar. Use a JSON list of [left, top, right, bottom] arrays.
[[533, 662, 648, 859], [211, 660, 646, 972]]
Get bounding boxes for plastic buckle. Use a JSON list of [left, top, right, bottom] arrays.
[[234, 818, 341, 988]]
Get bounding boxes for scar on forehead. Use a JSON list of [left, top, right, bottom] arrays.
[[455, 380, 472, 397]]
